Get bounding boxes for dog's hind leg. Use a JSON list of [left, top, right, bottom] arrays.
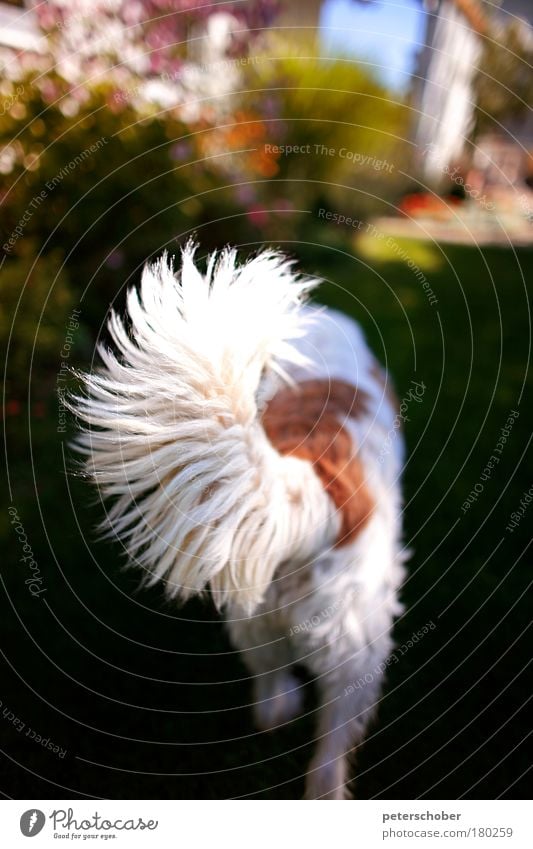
[[251, 665, 304, 731], [227, 619, 304, 731], [304, 663, 385, 800]]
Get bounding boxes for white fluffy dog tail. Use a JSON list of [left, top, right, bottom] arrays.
[[70, 244, 337, 613]]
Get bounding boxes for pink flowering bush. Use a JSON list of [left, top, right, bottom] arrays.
[[1, 1, 279, 408], [22, 0, 278, 109]]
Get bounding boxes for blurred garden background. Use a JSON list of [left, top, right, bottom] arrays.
[[1, 0, 532, 799]]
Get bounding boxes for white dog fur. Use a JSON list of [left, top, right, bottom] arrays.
[[70, 243, 406, 799]]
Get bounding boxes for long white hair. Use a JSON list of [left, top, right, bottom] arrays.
[[69, 244, 338, 613]]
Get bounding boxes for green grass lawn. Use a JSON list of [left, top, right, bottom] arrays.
[[1, 236, 531, 799]]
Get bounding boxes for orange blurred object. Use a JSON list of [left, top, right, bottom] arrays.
[[399, 193, 461, 219]]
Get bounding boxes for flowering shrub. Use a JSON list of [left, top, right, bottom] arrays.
[[1, 1, 279, 410], [3, 1, 278, 107]]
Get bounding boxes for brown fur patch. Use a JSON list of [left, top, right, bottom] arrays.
[[262, 379, 374, 546]]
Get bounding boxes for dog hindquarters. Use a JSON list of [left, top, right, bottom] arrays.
[[304, 644, 392, 800]]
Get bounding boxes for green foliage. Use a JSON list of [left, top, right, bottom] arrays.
[[1, 75, 216, 273], [240, 40, 411, 220], [0, 75, 227, 393], [0, 242, 74, 398]]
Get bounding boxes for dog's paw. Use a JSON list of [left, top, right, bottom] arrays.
[[304, 756, 351, 800], [253, 671, 303, 731]]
